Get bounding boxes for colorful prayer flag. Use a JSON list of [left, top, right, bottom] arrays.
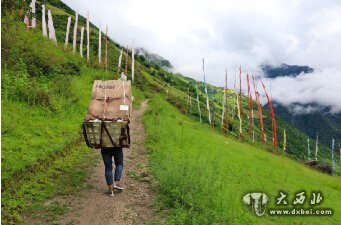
[[73, 11, 78, 52], [262, 81, 277, 151], [202, 58, 211, 124], [42, 5, 47, 37], [80, 26, 84, 57], [196, 82, 202, 123], [252, 75, 265, 144], [47, 10, 57, 43], [315, 133, 319, 161], [86, 11, 90, 61], [65, 16, 71, 49], [283, 129, 287, 152]]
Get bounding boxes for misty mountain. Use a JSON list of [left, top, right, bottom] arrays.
[[261, 63, 314, 78], [271, 102, 341, 147], [136, 48, 173, 70]]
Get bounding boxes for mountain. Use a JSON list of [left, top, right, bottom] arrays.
[[261, 63, 314, 78], [260, 63, 340, 148], [136, 48, 174, 70], [271, 102, 341, 148]]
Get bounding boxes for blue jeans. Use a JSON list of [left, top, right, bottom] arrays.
[[101, 147, 123, 185]]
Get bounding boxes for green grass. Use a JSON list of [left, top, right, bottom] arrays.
[[2, 2, 340, 224], [1, 141, 99, 224], [143, 95, 341, 225], [1, 62, 118, 224]]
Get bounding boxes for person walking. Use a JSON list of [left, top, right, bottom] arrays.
[[100, 147, 124, 197]]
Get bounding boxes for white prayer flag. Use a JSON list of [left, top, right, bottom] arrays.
[[116, 48, 124, 76], [42, 5, 47, 36], [307, 138, 310, 160], [202, 58, 211, 124], [47, 10, 57, 43], [30, 0, 36, 28], [132, 39, 135, 82], [73, 11, 78, 53], [221, 89, 226, 129], [24, 15, 29, 27], [65, 16, 71, 49], [80, 27, 84, 57], [315, 133, 319, 161], [98, 26, 102, 63], [236, 91, 242, 135], [86, 11, 90, 61], [332, 138, 335, 173]]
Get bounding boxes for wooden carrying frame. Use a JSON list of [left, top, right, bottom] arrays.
[[83, 80, 132, 148]]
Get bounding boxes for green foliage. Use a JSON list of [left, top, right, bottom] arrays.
[[144, 95, 341, 225], [1, 17, 81, 77], [1, 142, 98, 225], [2, 1, 339, 224]]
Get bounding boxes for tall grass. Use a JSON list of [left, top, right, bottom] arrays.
[[143, 95, 341, 225]]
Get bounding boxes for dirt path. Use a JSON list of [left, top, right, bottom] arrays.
[[29, 100, 159, 225], [73, 100, 157, 225]]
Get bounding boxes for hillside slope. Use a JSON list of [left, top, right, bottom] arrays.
[[144, 95, 341, 224], [40, 0, 335, 164], [271, 102, 341, 147], [1, 1, 340, 224]]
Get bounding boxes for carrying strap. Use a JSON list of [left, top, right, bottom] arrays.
[[127, 125, 130, 145], [102, 122, 117, 147]]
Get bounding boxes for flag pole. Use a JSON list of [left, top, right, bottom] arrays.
[[202, 58, 211, 125], [332, 138, 335, 175], [307, 138, 310, 160], [315, 132, 319, 161], [98, 25, 101, 64], [117, 49, 123, 77], [225, 69, 229, 134], [105, 25, 108, 71], [195, 82, 202, 123], [247, 74, 253, 142]]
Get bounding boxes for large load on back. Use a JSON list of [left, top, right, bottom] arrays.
[[83, 80, 132, 148]]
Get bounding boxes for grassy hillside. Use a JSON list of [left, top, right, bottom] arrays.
[[39, 0, 335, 166], [1, 1, 340, 224], [144, 95, 341, 224]]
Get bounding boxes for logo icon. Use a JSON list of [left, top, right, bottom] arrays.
[[243, 193, 269, 216]]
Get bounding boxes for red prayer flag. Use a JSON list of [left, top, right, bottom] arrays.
[[261, 81, 277, 152]]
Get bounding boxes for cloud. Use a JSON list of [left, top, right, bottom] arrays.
[[62, 0, 341, 112], [261, 68, 341, 113]]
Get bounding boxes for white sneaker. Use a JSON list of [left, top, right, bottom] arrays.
[[108, 190, 114, 197], [114, 182, 124, 190]]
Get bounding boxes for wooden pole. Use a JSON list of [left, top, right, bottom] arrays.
[[98, 25, 101, 63], [124, 46, 129, 75], [86, 11, 90, 62], [105, 25, 108, 71], [225, 69, 229, 134]]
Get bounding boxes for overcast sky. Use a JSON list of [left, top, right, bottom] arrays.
[[63, 0, 341, 112]]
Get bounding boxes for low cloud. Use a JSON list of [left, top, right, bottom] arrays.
[[261, 68, 341, 114]]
